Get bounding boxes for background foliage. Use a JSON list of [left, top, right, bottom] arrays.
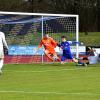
[[0, 0, 99, 32]]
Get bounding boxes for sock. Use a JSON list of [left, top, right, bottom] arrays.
[[0, 59, 3, 70], [78, 61, 84, 65]]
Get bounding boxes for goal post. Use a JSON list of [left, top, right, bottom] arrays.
[[76, 15, 79, 58], [0, 11, 79, 64]]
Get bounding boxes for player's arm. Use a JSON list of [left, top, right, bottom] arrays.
[[34, 40, 43, 54], [38, 40, 43, 49], [50, 38, 57, 47], [68, 41, 83, 45], [57, 42, 63, 48], [72, 41, 83, 45]]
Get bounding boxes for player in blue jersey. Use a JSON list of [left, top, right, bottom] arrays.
[[58, 36, 87, 66]]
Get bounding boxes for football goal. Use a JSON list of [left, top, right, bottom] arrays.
[[0, 11, 79, 64]]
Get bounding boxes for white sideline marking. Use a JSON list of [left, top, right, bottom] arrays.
[[0, 90, 100, 96], [4, 68, 87, 73]]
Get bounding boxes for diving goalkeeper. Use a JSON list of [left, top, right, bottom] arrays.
[[37, 33, 59, 61]]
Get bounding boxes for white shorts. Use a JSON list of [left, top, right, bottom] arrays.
[[0, 50, 4, 58]]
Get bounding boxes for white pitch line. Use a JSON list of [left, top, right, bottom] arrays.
[[3, 68, 87, 73], [0, 90, 100, 96]]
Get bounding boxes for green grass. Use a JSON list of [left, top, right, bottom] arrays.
[[0, 63, 100, 100], [79, 32, 100, 46]]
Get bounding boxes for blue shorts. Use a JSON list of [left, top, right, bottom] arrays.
[[61, 53, 73, 61]]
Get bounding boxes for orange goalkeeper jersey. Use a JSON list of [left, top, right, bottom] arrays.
[[38, 37, 57, 51]]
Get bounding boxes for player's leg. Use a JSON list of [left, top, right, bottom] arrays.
[[44, 50, 54, 61], [61, 56, 66, 64], [52, 51, 60, 61], [0, 58, 3, 74], [0, 50, 4, 74], [72, 58, 78, 63], [60, 53, 72, 64], [66, 53, 86, 66], [45, 50, 60, 62], [72, 58, 87, 66], [67, 53, 78, 63]]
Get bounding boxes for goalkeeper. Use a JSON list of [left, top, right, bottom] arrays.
[[58, 36, 87, 66], [37, 33, 59, 61]]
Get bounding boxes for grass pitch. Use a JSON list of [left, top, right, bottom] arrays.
[[0, 63, 100, 100]]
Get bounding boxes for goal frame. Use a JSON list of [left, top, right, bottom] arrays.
[[0, 11, 79, 59]]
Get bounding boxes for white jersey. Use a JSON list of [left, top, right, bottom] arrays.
[[0, 32, 8, 58], [67, 41, 73, 44], [88, 51, 99, 64]]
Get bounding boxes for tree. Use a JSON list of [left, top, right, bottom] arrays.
[[0, 0, 99, 31]]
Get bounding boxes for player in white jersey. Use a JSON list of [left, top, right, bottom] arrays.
[[82, 47, 99, 65], [0, 31, 8, 74], [88, 48, 99, 64]]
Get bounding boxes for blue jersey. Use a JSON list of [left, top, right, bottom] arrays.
[[58, 41, 72, 54]]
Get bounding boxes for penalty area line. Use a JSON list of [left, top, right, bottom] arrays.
[[0, 90, 99, 96]]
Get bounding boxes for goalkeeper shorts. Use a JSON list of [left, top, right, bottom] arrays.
[[45, 49, 56, 56]]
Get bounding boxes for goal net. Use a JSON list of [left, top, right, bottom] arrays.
[[0, 11, 79, 64]]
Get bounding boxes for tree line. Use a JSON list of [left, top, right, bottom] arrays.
[[0, 0, 99, 32]]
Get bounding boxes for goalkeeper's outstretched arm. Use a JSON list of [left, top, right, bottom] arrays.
[[38, 40, 43, 49], [34, 40, 43, 54]]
